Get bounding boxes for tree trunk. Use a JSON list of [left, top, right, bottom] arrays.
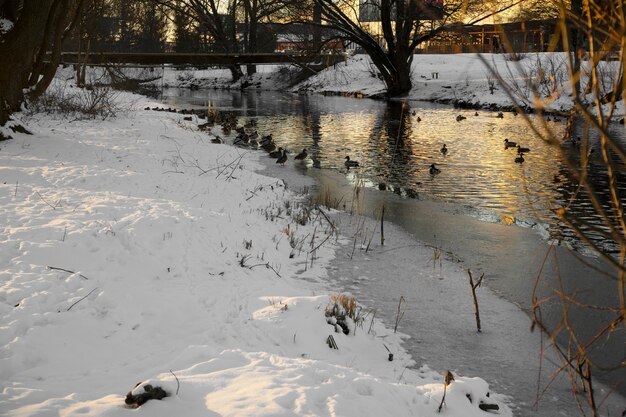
[[0, 0, 86, 125], [0, 0, 55, 125]]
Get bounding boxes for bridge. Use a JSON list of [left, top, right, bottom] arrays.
[[57, 52, 347, 67]]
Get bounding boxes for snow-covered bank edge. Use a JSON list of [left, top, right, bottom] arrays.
[[153, 53, 624, 118], [0, 89, 512, 416]]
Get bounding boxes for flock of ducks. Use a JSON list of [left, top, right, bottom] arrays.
[[425, 112, 531, 177], [504, 138, 531, 163], [204, 109, 532, 182], [212, 119, 356, 169]]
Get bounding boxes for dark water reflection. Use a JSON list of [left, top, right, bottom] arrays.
[[161, 89, 626, 253]]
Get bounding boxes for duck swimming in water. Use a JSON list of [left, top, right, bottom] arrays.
[[516, 145, 530, 153], [440, 144, 448, 155], [515, 153, 525, 163], [504, 138, 517, 148], [344, 156, 359, 168], [429, 163, 441, 175]]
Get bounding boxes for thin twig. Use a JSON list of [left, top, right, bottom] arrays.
[[247, 262, 282, 278], [48, 266, 89, 280], [67, 287, 98, 311], [36, 191, 60, 210], [170, 370, 180, 395]]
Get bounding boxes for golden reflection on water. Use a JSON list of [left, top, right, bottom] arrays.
[[256, 100, 568, 224], [163, 90, 622, 241]]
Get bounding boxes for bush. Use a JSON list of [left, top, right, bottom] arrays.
[[28, 81, 120, 120]]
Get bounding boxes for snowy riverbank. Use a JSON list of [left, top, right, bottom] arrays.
[[0, 90, 514, 416], [158, 52, 624, 116]]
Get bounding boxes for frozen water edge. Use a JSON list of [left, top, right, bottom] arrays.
[[258, 160, 626, 417]]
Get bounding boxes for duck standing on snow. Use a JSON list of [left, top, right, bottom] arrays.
[[429, 163, 441, 175], [345, 156, 359, 168], [269, 146, 283, 158], [440, 144, 448, 155], [276, 149, 288, 166], [504, 138, 517, 148], [294, 148, 308, 161]]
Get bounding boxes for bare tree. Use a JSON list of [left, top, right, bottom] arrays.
[[153, 0, 245, 81], [309, 0, 520, 96], [0, 0, 87, 126]]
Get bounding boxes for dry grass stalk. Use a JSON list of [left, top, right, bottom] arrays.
[[482, 3, 626, 415]]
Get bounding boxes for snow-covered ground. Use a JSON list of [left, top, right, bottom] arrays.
[[0, 87, 513, 416], [1, 52, 624, 416]]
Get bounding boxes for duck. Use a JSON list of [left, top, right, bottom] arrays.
[[211, 136, 222, 144], [294, 148, 308, 160], [345, 156, 359, 168], [269, 147, 284, 158], [516, 145, 530, 153], [233, 133, 249, 146], [417, 116, 422, 122], [515, 153, 525, 163], [456, 114, 466, 122], [504, 138, 517, 148], [276, 149, 288, 166], [262, 141, 276, 152], [474, 111, 479, 116], [440, 144, 448, 155], [497, 112, 504, 118], [429, 163, 441, 175]]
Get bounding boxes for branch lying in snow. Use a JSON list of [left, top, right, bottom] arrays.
[[48, 266, 89, 280], [247, 262, 282, 278], [67, 287, 98, 311], [36, 191, 61, 210]]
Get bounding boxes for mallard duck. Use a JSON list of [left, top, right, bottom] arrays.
[[429, 163, 441, 175], [344, 156, 359, 168], [516, 145, 530, 153], [440, 144, 448, 155], [294, 148, 308, 160], [276, 149, 288, 166], [504, 138, 517, 148], [515, 153, 525, 163], [269, 147, 283, 158]]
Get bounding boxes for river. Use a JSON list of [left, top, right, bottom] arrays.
[[161, 88, 626, 416]]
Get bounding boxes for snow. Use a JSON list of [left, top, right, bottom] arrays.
[[1, 52, 624, 416], [0, 18, 13, 34], [0, 85, 512, 416]]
